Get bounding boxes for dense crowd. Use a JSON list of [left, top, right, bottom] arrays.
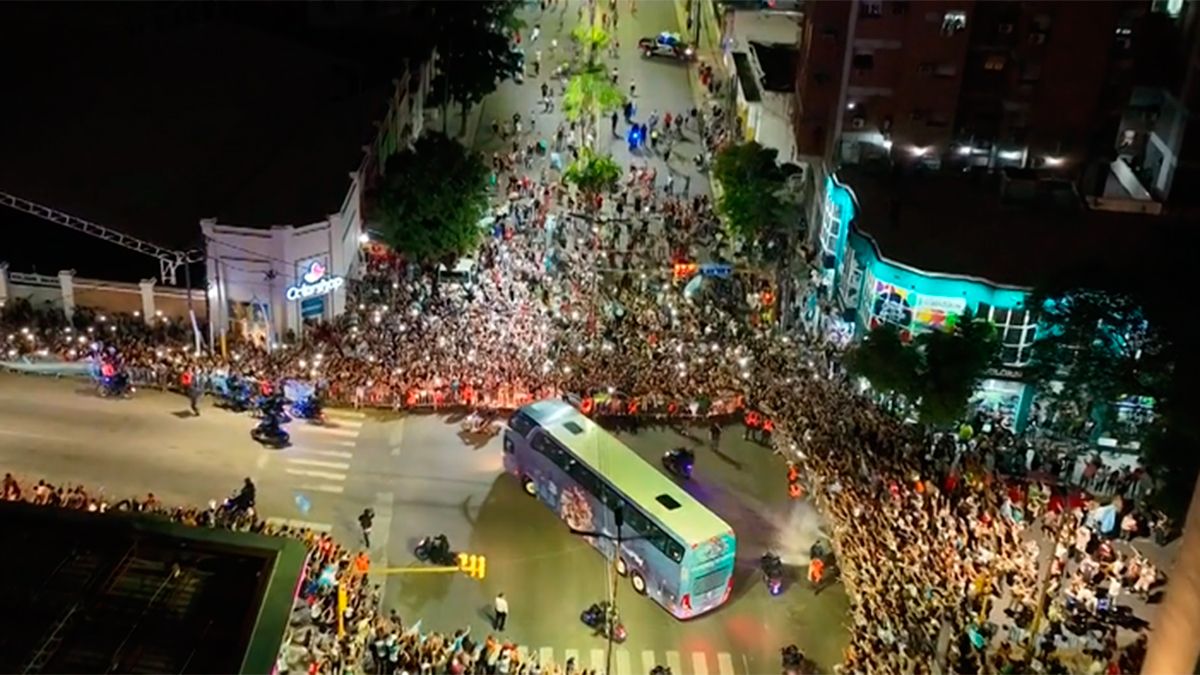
[[0, 6, 1170, 675]]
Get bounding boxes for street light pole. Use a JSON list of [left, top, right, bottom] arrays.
[[570, 506, 647, 675]]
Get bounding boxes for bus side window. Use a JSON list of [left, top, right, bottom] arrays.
[[568, 461, 601, 495], [503, 436, 514, 454], [666, 538, 685, 562], [508, 412, 537, 437]]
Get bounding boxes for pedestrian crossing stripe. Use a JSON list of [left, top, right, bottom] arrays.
[[326, 409, 366, 420], [515, 648, 740, 675]]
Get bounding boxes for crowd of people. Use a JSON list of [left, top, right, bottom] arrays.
[[0, 2, 1171, 674]]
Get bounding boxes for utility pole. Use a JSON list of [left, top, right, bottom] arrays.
[[570, 505, 647, 675]]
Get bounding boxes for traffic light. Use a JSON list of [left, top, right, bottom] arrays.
[[457, 553, 487, 580]]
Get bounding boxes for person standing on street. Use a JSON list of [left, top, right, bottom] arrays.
[[358, 507, 374, 548], [493, 592, 509, 631], [182, 368, 201, 416]]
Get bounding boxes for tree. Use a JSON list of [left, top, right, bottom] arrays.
[[911, 310, 999, 426], [563, 65, 624, 149], [374, 132, 489, 264], [563, 148, 622, 210], [427, 1, 524, 135], [844, 324, 920, 403], [712, 142, 787, 243], [571, 22, 610, 68]]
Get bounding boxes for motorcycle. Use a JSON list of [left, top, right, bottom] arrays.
[[413, 534, 458, 566], [251, 414, 291, 448], [214, 489, 256, 529], [460, 410, 498, 436], [99, 373, 134, 398], [580, 601, 627, 643], [662, 447, 694, 480], [761, 552, 784, 596], [290, 396, 327, 425], [781, 644, 817, 674]]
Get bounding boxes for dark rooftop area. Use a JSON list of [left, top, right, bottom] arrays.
[[732, 52, 762, 103], [839, 166, 1188, 289], [0, 502, 307, 674], [0, 5, 394, 249], [749, 41, 797, 93]]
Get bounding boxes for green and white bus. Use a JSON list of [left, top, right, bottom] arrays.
[[503, 399, 737, 618]]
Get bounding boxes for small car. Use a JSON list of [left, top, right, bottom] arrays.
[[638, 32, 695, 60]]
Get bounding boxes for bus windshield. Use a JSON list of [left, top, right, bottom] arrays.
[[502, 399, 736, 618]]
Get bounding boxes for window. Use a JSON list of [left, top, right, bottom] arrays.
[[1021, 64, 1042, 82], [852, 52, 874, 70], [980, 303, 1038, 366], [984, 54, 1006, 71], [918, 62, 935, 75], [532, 433, 574, 471], [508, 412, 537, 437], [860, 1, 882, 18], [567, 460, 601, 495], [941, 10, 967, 35], [934, 63, 958, 78], [562, 421, 584, 435], [656, 494, 682, 510], [892, 1, 910, 15], [1031, 13, 1052, 32], [692, 568, 730, 595]]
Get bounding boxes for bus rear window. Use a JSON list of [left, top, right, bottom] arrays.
[[691, 567, 729, 595], [508, 412, 537, 437]]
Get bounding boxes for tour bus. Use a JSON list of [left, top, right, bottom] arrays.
[[503, 399, 736, 619]]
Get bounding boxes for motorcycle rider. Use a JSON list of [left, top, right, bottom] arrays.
[[231, 477, 256, 512], [761, 551, 783, 580]]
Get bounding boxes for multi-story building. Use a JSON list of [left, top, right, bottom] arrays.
[[793, 0, 1143, 170]]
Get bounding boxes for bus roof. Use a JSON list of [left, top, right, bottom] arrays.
[[520, 399, 733, 545]]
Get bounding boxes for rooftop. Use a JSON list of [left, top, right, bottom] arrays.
[[749, 41, 797, 93], [0, 502, 307, 674], [0, 5, 392, 249], [839, 166, 1185, 289]]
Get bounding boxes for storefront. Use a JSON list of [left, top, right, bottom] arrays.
[[202, 207, 361, 348]]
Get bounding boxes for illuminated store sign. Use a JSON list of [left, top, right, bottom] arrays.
[[286, 261, 344, 301]]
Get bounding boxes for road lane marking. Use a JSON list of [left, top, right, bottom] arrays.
[[692, 652, 710, 675], [563, 650, 579, 668], [615, 648, 632, 675], [297, 483, 345, 495], [538, 647, 553, 669], [265, 517, 332, 533], [330, 419, 364, 429], [255, 453, 270, 469], [333, 440, 358, 447], [327, 409, 365, 419], [641, 650, 655, 675], [371, 491, 395, 566], [717, 653, 735, 675], [285, 468, 347, 481], [317, 427, 360, 439], [590, 649, 604, 670], [666, 651, 682, 675], [390, 417, 407, 456], [287, 458, 351, 470], [297, 449, 354, 459]]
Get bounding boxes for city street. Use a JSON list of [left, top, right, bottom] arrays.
[[0, 371, 849, 674]]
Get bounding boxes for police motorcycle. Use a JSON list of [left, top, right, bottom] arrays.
[[761, 551, 785, 596], [662, 446, 694, 479], [97, 356, 134, 398], [290, 393, 327, 425], [781, 644, 818, 674], [250, 392, 291, 448], [217, 374, 255, 412], [413, 533, 458, 566], [580, 601, 627, 643]]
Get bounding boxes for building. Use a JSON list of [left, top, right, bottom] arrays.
[[803, 165, 1171, 429], [0, 501, 307, 674], [725, 10, 804, 161], [792, 0, 1143, 170]]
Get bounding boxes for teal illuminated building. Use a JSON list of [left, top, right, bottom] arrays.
[[805, 166, 1161, 431]]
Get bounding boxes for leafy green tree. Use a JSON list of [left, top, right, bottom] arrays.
[[427, 1, 524, 134], [571, 22, 610, 67], [712, 142, 787, 243], [912, 310, 999, 426], [563, 65, 624, 149], [844, 324, 919, 403], [564, 148, 622, 210], [374, 133, 489, 264]]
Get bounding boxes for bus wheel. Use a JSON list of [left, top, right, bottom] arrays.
[[522, 477, 537, 496], [631, 571, 647, 594], [616, 557, 628, 576]]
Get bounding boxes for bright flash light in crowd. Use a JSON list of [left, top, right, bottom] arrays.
[[20, 327, 29, 335], [37, 349, 48, 356], [570, 311, 581, 321], [367, 355, 376, 363], [299, 360, 307, 368], [710, 343, 719, 352], [109, 326, 116, 332], [675, 344, 683, 354], [67, 349, 76, 358], [737, 356, 750, 368], [437, 337, 446, 348], [98, 315, 106, 322], [576, 344, 585, 354], [541, 360, 553, 373], [87, 327, 94, 333], [408, 308, 420, 318], [607, 387, 615, 394], [563, 365, 572, 374], [358, 232, 370, 244], [601, 342, 614, 352], [372, 313, 382, 325], [156, 350, 164, 357], [155, 310, 163, 317], [315, 353, 323, 361], [6, 349, 15, 357], [64, 327, 72, 334], [359, 304, 366, 311], [741, 371, 750, 380]]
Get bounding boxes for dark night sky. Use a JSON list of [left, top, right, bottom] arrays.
[[0, 2, 426, 287]]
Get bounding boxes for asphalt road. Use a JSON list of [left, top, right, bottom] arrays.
[[0, 372, 849, 673]]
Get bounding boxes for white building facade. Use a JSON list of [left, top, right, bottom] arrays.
[[201, 58, 431, 346]]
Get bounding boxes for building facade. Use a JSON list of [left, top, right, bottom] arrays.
[[203, 58, 432, 346]]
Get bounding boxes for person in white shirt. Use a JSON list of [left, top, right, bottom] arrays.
[[493, 592, 509, 631]]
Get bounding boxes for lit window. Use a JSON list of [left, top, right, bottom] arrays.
[[860, 1, 882, 17], [942, 10, 967, 35], [984, 54, 1006, 71], [981, 303, 1038, 366]]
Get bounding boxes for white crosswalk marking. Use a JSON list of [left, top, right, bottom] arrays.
[[538, 647, 553, 669], [287, 457, 351, 470], [327, 409, 365, 420], [296, 483, 345, 495], [285, 468, 346, 481], [297, 448, 354, 459], [692, 652, 709, 675], [265, 517, 332, 533], [332, 419, 364, 429], [717, 653, 736, 675], [590, 649, 605, 671], [563, 649, 579, 669], [641, 650, 656, 675], [333, 440, 358, 447], [319, 427, 360, 438], [666, 651, 683, 675], [615, 648, 632, 675]]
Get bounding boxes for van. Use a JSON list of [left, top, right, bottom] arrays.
[[437, 258, 477, 288]]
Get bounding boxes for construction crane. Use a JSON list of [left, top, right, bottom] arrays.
[[1, 190, 207, 351], [0, 190, 203, 285]]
